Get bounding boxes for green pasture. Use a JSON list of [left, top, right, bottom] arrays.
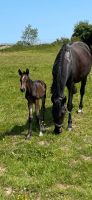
[[0, 45, 92, 200]]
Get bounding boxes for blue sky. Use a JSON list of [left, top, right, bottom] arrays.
[[0, 0, 92, 44]]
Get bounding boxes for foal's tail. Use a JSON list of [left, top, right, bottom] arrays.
[[44, 83, 46, 99]]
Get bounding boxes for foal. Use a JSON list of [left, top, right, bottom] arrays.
[[18, 68, 46, 139]]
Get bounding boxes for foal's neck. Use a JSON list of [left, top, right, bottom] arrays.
[[26, 78, 33, 93]]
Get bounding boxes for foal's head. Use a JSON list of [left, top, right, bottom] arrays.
[[18, 68, 29, 93]]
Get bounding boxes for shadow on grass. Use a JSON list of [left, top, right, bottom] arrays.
[[2, 106, 53, 138], [0, 123, 28, 140]]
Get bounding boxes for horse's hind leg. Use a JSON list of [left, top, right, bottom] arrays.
[[78, 77, 87, 113]]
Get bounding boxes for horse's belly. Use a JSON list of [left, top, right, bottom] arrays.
[[73, 63, 91, 83]]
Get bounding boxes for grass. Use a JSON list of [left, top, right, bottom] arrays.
[[0, 45, 92, 200]]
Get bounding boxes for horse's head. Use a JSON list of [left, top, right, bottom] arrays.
[[51, 96, 66, 134], [18, 68, 29, 93]]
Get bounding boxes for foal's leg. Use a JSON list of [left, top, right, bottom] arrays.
[[40, 96, 46, 132], [26, 102, 33, 139], [41, 96, 46, 122], [35, 98, 46, 136], [35, 100, 43, 136], [35, 99, 40, 123], [78, 77, 87, 113], [67, 89, 73, 131]]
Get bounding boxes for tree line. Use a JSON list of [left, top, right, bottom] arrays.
[[17, 21, 92, 50]]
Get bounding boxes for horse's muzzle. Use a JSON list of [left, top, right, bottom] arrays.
[[20, 88, 25, 92]]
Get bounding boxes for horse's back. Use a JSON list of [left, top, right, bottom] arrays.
[[32, 80, 46, 99], [71, 42, 92, 64]]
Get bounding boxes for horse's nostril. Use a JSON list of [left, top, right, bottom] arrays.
[[20, 88, 25, 92]]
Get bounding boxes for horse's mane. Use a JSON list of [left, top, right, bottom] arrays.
[[51, 44, 68, 98]]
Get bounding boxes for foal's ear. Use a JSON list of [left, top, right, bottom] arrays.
[[62, 96, 67, 104], [26, 68, 29, 75], [18, 69, 22, 76]]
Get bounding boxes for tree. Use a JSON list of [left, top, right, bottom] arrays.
[[52, 37, 70, 45], [71, 21, 92, 48], [21, 24, 38, 45]]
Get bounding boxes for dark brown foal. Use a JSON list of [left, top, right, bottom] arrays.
[[18, 68, 46, 139]]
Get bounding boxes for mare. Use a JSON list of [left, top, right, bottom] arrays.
[[51, 41, 92, 134], [18, 68, 46, 139]]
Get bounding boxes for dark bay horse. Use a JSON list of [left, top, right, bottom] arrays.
[[51, 41, 92, 134], [18, 68, 46, 139]]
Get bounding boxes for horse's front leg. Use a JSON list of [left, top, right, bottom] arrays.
[[35, 100, 44, 136], [67, 90, 73, 131], [26, 102, 33, 139]]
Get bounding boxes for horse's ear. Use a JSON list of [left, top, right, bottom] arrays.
[[26, 68, 29, 75], [62, 96, 67, 104], [18, 69, 22, 76]]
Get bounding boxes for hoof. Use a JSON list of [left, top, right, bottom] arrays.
[[25, 134, 31, 140], [54, 127, 61, 135], [68, 127, 72, 131], [39, 132, 43, 137], [78, 109, 83, 113]]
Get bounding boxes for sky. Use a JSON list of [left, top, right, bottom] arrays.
[[0, 0, 92, 44]]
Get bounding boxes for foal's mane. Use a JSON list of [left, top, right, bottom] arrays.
[[51, 44, 68, 97]]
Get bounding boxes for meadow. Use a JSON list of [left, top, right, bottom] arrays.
[[0, 44, 92, 200]]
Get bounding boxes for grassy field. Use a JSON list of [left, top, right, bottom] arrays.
[[0, 45, 92, 200]]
